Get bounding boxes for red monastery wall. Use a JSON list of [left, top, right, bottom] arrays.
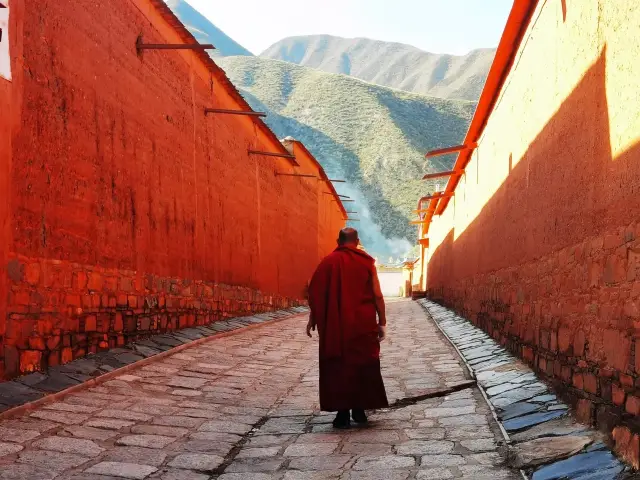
[[425, 0, 640, 456], [0, 0, 16, 383], [0, 0, 345, 379]]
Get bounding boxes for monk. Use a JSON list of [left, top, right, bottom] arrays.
[[306, 227, 389, 428]]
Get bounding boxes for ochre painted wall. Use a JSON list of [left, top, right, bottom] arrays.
[[0, 0, 345, 379], [425, 0, 640, 455]]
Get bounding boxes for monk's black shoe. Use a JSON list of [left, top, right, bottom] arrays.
[[332, 410, 350, 429], [351, 409, 368, 424]]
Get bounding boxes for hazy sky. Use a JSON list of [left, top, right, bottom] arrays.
[[185, 0, 513, 55]]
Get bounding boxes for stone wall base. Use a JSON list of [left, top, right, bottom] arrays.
[[428, 290, 640, 468], [1, 254, 304, 380]]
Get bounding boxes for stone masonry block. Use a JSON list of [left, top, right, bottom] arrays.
[[576, 399, 594, 425], [621, 374, 634, 388], [87, 272, 103, 291], [602, 330, 631, 372], [20, 350, 42, 373], [613, 426, 640, 470], [572, 373, 584, 390], [583, 373, 598, 394], [626, 396, 640, 416], [75, 272, 88, 290], [611, 383, 626, 406], [558, 327, 572, 353], [85, 316, 97, 332]]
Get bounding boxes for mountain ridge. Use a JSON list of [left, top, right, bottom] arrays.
[[217, 56, 475, 255], [260, 34, 494, 101], [165, 5, 482, 256], [166, 0, 253, 57]]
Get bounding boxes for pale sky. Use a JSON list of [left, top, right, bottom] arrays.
[[185, 0, 513, 55]]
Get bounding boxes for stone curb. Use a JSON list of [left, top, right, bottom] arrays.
[[0, 310, 305, 421], [417, 298, 632, 479], [427, 305, 514, 441], [419, 299, 529, 479]]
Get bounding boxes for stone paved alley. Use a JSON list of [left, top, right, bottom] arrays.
[[0, 299, 519, 479]]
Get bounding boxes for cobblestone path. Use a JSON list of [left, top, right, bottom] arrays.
[[0, 299, 519, 479]]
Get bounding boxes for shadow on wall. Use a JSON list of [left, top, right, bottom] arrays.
[[428, 47, 640, 432]]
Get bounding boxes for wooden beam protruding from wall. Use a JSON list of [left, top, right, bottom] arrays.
[[136, 37, 215, 52], [323, 192, 351, 198], [275, 173, 317, 178], [425, 142, 477, 158], [422, 170, 458, 180], [418, 192, 454, 201], [205, 108, 266, 117], [248, 150, 296, 160]]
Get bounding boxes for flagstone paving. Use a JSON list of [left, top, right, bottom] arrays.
[[0, 299, 520, 479], [0, 308, 310, 413], [418, 299, 637, 479]]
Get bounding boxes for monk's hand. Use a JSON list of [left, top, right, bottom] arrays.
[[378, 325, 387, 342], [306, 320, 316, 338]]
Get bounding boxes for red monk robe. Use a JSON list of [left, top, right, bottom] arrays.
[[307, 243, 389, 412]]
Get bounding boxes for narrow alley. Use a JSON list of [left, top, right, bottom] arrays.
[[3, 0, 640, 477], [0, 300, 518, 480]]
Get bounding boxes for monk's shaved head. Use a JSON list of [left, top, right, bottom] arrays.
[[338, 228, 359, 246]]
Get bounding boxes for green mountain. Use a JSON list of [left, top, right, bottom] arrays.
[[261, 35, 494, 101], [217, 56, 475, 256], [165, 0, 253, 57], [165, 5, 478, 257]]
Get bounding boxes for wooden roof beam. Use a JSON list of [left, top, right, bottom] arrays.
[[425, 142, 477, 158], [323, 192, 351, 198], [422, 170, 460, 180], [420, 192, 454, 201], [248, 150, 296, 160], [205, 108, 266, 117], [275, 173, 317, 178], [136, 36, 215, 52]]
